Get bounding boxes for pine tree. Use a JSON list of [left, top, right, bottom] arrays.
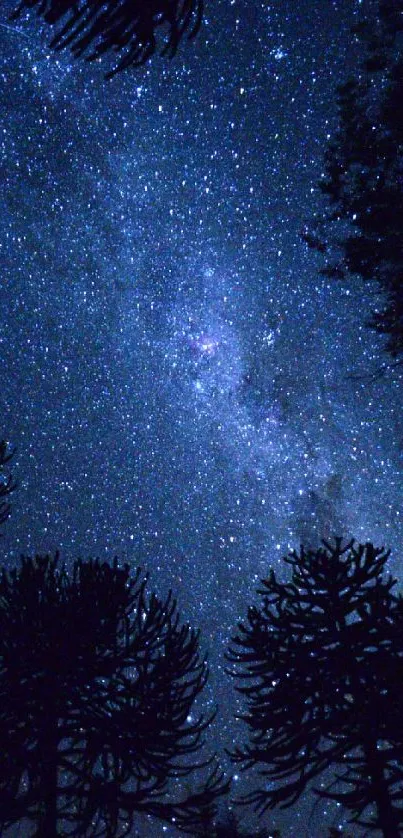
[[0, 554, 227, 836], [304, 1, 403, 368], [227, 539, 403, 836], [11, 0, 204, 77]]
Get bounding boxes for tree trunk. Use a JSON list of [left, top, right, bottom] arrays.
[[365, 740, 400, 838], [37, 722, 59, 838]]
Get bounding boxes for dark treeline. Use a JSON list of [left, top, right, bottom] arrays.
[[1, 448, 403, 836]]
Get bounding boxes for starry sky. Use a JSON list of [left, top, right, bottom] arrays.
[[1, 0, 403, 834]]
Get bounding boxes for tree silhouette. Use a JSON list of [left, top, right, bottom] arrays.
[[227, 538, 403, 836], [11, 0, 204, 77], [304, 1, 403, 368], [0, 440, 16, 531], [0, 554, 227, 836]]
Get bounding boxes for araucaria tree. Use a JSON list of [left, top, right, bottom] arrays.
[[227, 538, 403, 836], [0, 555, 226, 836], [11, 0, 204, 77], [304, 1, 403, 367]]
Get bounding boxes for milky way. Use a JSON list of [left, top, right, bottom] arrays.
[[1, 0, 402, 833]]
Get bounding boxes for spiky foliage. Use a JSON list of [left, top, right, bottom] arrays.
[[227, 539, 403, 835], [303, 1, 403, 367], [0, 440, 16, 530], [0, 554, 227, 836], [12, 0, 203, 77]]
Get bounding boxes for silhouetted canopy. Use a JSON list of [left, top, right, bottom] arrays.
[[12, 0, 204, 77], [228, 538, 403, 836], [0, 554, 227, 836], [304, 0, 403, 369]]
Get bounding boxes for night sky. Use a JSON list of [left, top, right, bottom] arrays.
[[1, 0, 403, 834]]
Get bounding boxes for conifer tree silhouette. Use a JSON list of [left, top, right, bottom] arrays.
[[0, 554, 227, 836], [11, 0, 203, 77], [227, 538, 403, 836], [304, 0, 403, 368]]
